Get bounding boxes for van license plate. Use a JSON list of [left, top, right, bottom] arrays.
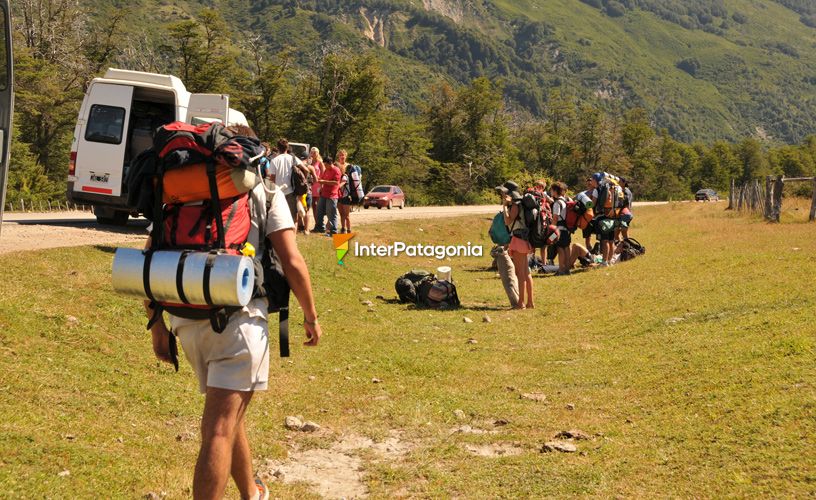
[[90, 171, 110, 183]]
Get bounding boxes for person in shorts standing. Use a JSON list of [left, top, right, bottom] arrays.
[[550, 181, 572, 276], [145, 163, 323, 498]]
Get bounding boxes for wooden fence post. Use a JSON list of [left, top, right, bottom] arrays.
[[809, 178, 816, 222], [764, 176, 773, 220], [772, 176, 784, 223]]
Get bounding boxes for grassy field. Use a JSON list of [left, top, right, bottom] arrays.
[[0, 202, 814, 498]]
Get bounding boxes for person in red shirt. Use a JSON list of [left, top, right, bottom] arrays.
[[313, 156, 341, 235]]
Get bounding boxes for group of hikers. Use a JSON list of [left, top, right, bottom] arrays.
[[260, 138, 364, 237], [130, 115, 644, 499], [490, 172, 637, 310]]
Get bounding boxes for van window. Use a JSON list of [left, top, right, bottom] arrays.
[[85, 104, 126, 144]]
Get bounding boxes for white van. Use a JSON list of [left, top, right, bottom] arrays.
[[66, 68, 248, 225]]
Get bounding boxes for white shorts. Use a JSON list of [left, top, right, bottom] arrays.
[[171, 308, 270, 395]]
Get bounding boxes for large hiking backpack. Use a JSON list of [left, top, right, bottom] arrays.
[[489, 212, 511, 245], [395, 270, 435, 303], [419, 280, 460, 309], [133, 122, 292, 357], [618, 238, 646, 262], [347, 165, 364, 204], [514, 189, 555, 247], [290, 155, 310, 196], [595, 179, 625, 219], [564, 198, 595, 233]]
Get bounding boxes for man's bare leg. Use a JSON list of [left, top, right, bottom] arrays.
[[194, 387, 253, 500], [232, 419, 257, 499]]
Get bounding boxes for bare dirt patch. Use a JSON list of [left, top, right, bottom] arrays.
[[258, 430, 414, 499], [463, 443, 525, 458]]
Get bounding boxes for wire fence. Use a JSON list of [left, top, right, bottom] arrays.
[[727, 176, 816, 222], [5, 199, 93, 213]]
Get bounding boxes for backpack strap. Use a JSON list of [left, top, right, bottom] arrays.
[[206, 159, 226, 249], [151, 164, 165, 248], [279, 306, 290, 358], [142, 250, 156, 303], [175, 250, 191, 304], [202, 251, 218, 306]]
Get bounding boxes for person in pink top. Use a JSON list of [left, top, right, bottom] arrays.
[[307, 147, 324, 232], [313, 156, 341, 235]]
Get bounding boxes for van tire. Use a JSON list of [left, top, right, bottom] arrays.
[[97, 211, 129, 226]]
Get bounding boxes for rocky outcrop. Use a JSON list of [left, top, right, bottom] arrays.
[[359, 7, 387, 47], [422, 0, 465, 23]]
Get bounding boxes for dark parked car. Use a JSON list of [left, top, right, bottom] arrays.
[[695, 189, 719, 201], [363, 185, 405, 209]]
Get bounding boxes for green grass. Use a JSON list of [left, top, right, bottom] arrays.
[[0, 203, 815, 497]]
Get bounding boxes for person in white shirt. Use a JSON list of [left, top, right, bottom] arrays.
[[550, 181, 572, 275], [267, 138, 303, 220]]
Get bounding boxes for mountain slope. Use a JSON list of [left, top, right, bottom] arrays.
[[86, 0, 816, 144]]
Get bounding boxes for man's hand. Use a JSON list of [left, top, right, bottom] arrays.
[[151, 322, 174, 365], [304, 320, 321, 346]]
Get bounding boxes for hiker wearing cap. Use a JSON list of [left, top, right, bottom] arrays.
[[492, 184, 520, 308], [313, 155, 341, 235], [502, 181, 534, 309]]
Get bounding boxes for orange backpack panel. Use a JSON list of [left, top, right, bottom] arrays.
[[162, 163, 259, 204]]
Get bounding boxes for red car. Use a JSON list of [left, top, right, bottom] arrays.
[[363, 185, 405, 209]]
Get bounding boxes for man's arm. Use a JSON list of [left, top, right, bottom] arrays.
[[268, 228, 322, 346]]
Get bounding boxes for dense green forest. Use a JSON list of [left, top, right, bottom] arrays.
[[6, 0, 816, 208]]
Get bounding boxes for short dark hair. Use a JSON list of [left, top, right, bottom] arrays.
[[552, 181, 567, 195], [227, 124, 257, 139], [277, 138, 289, 154]]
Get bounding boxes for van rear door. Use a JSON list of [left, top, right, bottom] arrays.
[[74, 83, 133, 197], [186, 94, 229, 125]]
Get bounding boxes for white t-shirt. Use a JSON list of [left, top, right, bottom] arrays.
[[269, 153, 303, 195], [552, 197, 567, 225]]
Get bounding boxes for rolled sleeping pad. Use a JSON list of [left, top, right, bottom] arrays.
[[575, 191, 593, 209], [598, 171, 622, 186], [112, 248, 255, 307]]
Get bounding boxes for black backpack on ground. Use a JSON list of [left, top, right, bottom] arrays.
[[416, 279, 460, 309], [395, 270, 435, 303], [618, 238, 646, 262]]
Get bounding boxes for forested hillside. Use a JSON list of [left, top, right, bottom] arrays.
[[6, 0, 816, 208]]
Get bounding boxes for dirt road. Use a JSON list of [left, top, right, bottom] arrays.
[[0, 202, 668, 255]]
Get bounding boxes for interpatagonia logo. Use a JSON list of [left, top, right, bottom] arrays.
[[332, 233, 356, 265]]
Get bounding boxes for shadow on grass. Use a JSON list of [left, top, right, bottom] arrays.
[[93, 245, 122, 255]]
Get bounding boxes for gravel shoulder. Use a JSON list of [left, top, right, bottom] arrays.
[[0, 202, 668, 255]]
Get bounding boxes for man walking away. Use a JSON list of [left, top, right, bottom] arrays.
[[146, 171, 323, 500], [268, 138, 303, 220]]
